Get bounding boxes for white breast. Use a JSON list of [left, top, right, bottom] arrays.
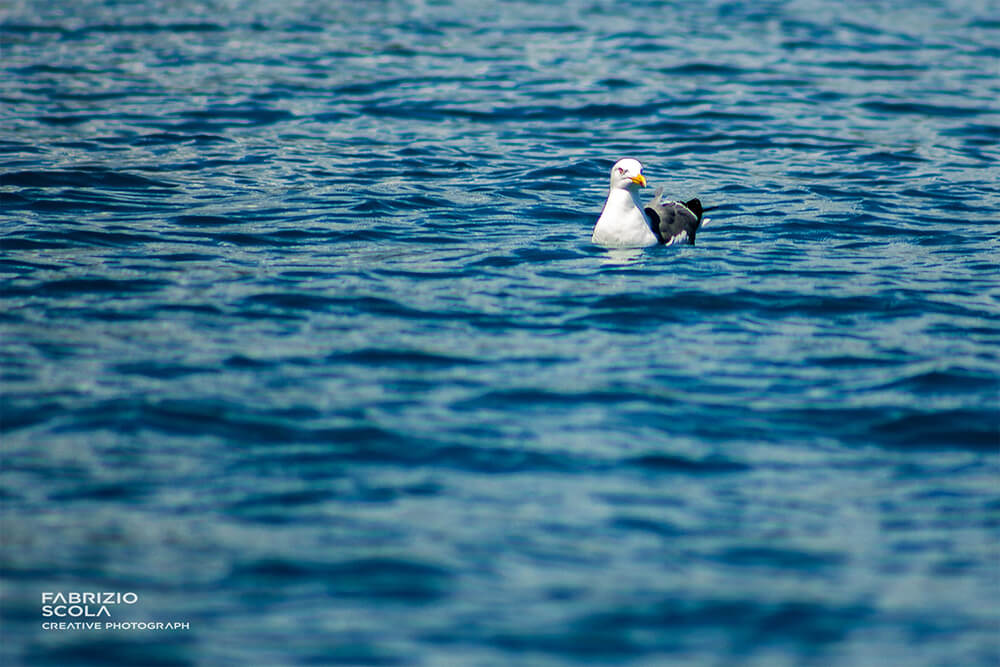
[[592, 189, 658, 248]]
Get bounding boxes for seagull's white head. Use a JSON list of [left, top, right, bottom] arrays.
[[609, 158, 647, 191]]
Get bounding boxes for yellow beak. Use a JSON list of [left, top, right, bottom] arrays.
[[630, 174, 647, 187]]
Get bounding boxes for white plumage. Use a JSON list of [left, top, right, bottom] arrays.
[[591, 158, 657, 248]]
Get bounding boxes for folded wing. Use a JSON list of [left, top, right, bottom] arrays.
[[644, 188, 704, 245]]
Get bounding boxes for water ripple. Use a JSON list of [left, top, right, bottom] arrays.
[[2, 0, 998, 665]]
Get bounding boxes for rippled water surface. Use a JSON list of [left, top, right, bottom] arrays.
[[2, 0, 999, 664]]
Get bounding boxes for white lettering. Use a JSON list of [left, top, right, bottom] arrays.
[[41, 592, 138, 606], [40, 622, 103, 630], [103, 621, 190, 630], [43, 605, 111, 618]]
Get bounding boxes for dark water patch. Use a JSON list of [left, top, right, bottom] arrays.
[[869, 409, 998, 451], [1, 168, 176, 190], [53, 398, 334, 445], [79, 21, 226, 35], [0, 141, 43, 156], [49, 481, 151, 502], [940, 123, 1000, 146], [176, 105, 295, 127], [8, 194, 171, 215], [171, 215, 242, 227], [158, 303, 225, 317], [227, 488, 339, 513], [229, 479, 440, 516], [302, 646, 402, 666], [462, 388, 640, 410], [897, 185, 986, 206], [875, 368, 999, 395], [0, 23, 75, 39], [229, 557, 453, 602], [361, 100, 652, 123], [638, 119, 700, 136], [715, 546, 845, 571], [340, 296, 461, 322], [20, 228, 167, 248], [0, 257, 64, 274], [157, 252, 220, 262], [466, 254, 525, 269], [130, 132, 233, 146], [658, 63, 747, 75], [196, 231, 311, 247], [389, 442, 576, 474], [49, 306, 153, 323], [863, 149, 927, 165], [0, 399, 66, 434], [223, 355, 280, 370], [486, 598, 872, 656], [24, 638, 196, 667], [333, 75, 480, 97], [512, 243, 584, 262], [239, 291, 341, 312], [580, 289, 936, 322], [331, 348, 482, 368], [860, 100, 984, 118], [597, 77, 637, 89], [821, 60, 924, 72], [682, 110, 772, 122], [0, 191, 33, 209], [816, 354, 912, 370], [237, 437, 588, 475], [773, 405, 998, 452], [396, 193, 454, 208], [12, 277, 169, 297], [112, 361, 213, 380], [609, 516, 684, 538], [626, 454, 751, 474], [312, 110, 355, 123], [37, 115, 92, 126], [351, 198, 403, 214]]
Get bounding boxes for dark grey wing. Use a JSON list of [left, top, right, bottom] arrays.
[[644, 189, 703, 245]]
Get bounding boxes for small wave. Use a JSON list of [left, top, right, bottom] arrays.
[[869, 409, 997, 450], [239, 291, 341, 312], [714, 546, 845, 570], [1, 168, 175, 190], [175, 105, 294, 128], [22, 277, 168, 296], [860, 100, 983, 118], [171, 214, 242, 227], [330, 348, 482, 368], [79, 21, 226, 35], [657, 63, 747, 75], [360, 100, 652, 123], [485, 598, 871, 656], [112, 361, 212, 380], [227, 557, 453, 601], [626, 454, 750, 474]]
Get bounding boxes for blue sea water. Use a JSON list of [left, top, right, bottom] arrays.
[[1, 0, 999, 664]]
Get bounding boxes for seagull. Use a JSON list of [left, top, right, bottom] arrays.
[[591, 158, 705, 248]]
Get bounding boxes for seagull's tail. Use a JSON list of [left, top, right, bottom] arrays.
[[683, 198, 707, 232], [698, 204, 719, 228]]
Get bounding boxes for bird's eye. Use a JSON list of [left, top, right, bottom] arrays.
[[617, 167, 625, 174]]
